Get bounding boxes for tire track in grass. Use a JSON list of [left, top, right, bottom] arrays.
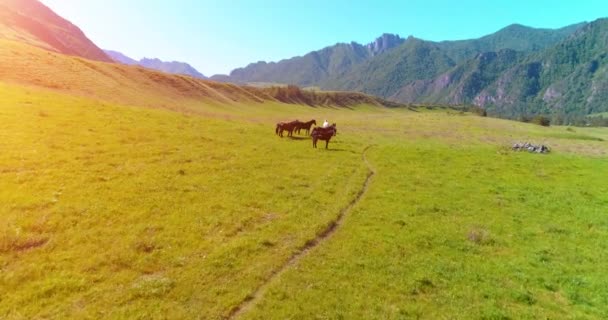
[[226, 145, 376, 319]]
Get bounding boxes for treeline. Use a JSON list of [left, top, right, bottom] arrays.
[[260, 85, 404, 108], [459, 104, 608, 127], [516, 114, 608, 127]]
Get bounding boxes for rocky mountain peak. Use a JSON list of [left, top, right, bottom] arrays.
[[366, 33, 404, 56]]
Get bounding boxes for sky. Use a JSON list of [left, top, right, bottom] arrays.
[[41, 0, 608, 76]]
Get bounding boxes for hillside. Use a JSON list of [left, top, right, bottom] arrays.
[[0, 40, 396, 112], [213, 23, 582, 91], [396, 19, 608, 118], [105, 50, 208, 79], [321, 37, 458, 98], [391, 49, 524, 105], [0, 0, 111, 62], [210, 34, 405, 86], [436, 23, 586, 63], [476, 18, 608, 117], [323, 23, 586, 101]]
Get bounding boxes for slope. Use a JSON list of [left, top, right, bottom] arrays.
[[437, 23, 586, 63], [210, 34, 405, 86], [391, 49, 524, 105], [323, 23, 584, 100], [2, 81, 607, 319], [0, 39, 396, 113], [0, 0, 111, 62], [213, 23, 583, 100], [474, 18, 608, 117], [322, 37, 457, 98]]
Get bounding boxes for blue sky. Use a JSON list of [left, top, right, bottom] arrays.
[[42, 0, 608, 76]]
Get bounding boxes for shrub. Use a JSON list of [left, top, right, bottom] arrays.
[[517, 114, 530, 123], [468, 106, 487, 117], [531, 115, 551, 126]]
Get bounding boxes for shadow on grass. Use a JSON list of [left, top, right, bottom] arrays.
[[288, 136, 310, 141], [319, 148, 351, 152]]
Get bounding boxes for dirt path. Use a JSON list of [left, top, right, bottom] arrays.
[[226, 145, 376, 319]]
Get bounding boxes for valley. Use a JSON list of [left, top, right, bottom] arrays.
[[1, 1, 608, 318]]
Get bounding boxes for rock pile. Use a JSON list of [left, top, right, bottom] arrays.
[[512, 142, 550, 153]]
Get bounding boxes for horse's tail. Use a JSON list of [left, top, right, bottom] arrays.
[[275, 123, 280, 135]]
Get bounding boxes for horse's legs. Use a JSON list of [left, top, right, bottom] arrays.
[[325, 139, 329, 149]]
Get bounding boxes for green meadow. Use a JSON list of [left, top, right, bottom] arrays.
[[1, 82, 608, 319]]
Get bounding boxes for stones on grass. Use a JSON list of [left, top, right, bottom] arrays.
[[512, 142, 550, 154]]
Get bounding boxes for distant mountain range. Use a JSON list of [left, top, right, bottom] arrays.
[[213, 21, 608, 117], [390, 21, 608, 117], [0, 0, 111, 62], [104, 50, 206, 79]]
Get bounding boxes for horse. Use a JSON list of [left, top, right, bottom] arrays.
[[294, 119, 316, 135], [275, 120, 301, 137], [311, 124, 337, 149]]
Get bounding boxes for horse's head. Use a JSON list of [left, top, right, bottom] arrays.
[[312, 119, 317, 125]]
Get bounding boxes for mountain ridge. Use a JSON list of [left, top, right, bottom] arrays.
[[211, 21, 601, 116], [394, 19, 608, 117], [0, 0, 111, 62], [210, 33, 406, 85], [104, 50, 207, 79]]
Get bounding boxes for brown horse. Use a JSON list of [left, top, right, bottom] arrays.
[[311, 124, 337, 149], [275, 120, 301, 137], [294, 119, 316, 135]]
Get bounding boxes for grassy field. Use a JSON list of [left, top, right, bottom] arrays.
[[2, 69, 608, 319]]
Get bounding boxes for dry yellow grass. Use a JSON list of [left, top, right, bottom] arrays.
[[0, 40, 394, 117]]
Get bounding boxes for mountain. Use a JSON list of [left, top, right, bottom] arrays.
[[391, 49, 524, 105], [213, 24, 582, 91], [104, 50, 207, 79], [474, 18, 608, 117], [436, 23, 587, 63], [0, 0, 111, 62], [393, 19, 608, 117], [210, 33, 406, 86], [321, 37, 459, 98], [214, 22, 592, 116], [322, 23, 585, 99], [139, 58, 206, 79], [104, 50, 138, 65]]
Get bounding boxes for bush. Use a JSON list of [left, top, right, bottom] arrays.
[[531, 115, 551, 126], [517, 114, 530, 123], [468, 106, 487, 117]]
